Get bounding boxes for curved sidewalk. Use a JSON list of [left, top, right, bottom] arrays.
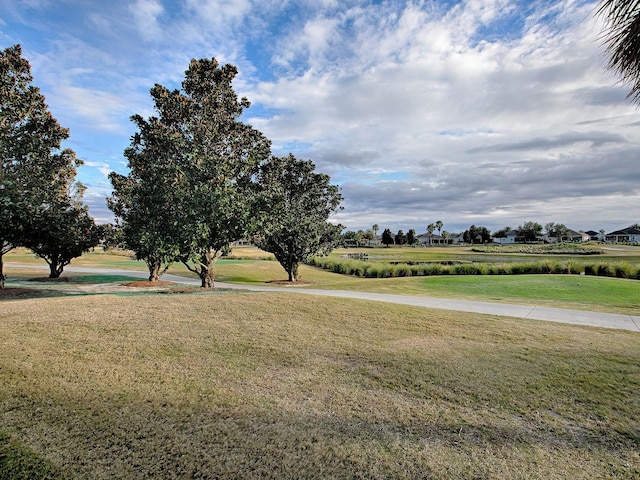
[[8, 264, 640, 333]]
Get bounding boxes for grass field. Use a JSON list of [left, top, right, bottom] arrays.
[[1, 292, 639, 479], [5, 246, 640, 315]]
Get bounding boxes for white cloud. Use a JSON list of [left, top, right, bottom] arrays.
[[83, 161, 113, 178], [3, 0, 638, 231], [129, 0, 164, 41]]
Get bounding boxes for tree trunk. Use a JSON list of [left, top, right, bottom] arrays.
[[198, 248, 218, 288], [147, 261, 161, 282], [288, 262, 299, 282], [0, 253, 5, 289], [49, 262, 62, 278]]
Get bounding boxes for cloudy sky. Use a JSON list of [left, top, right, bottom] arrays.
[[1, 0, 639, 235]]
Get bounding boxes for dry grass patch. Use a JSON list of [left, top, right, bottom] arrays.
[[1, 293, 639, 479]]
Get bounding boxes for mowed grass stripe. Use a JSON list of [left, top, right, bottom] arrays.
[[1, 292, 639, 479]]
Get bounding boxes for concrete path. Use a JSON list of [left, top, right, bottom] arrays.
[[8, 264, 640, 333]]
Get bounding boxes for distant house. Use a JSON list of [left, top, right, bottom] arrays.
[[492, 230, 518, 244], [606, 227, 640, 243], [417, 232, 445, 246], [585, 230, 604, 241], [543, 229, 590, 243], [451, 233, 466, 245]]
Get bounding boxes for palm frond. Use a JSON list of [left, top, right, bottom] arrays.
[[598, 0, 640, 104]]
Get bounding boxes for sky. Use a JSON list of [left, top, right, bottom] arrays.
[[1, 0, 639, 235]]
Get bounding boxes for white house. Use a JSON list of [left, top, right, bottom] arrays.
[[492, 230, 518, 244], [606, 227, 640, 243], [417, 232, 445, 246]]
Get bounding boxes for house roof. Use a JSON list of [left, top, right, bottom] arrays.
[[417, 233, 443, 240], [606, 227, 640, 236]]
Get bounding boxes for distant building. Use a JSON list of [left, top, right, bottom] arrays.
[[492, 230, 518, 244], [417, 232, 445, 246], [605, 227, 640, 243], [584, 230, 605, 241], [543, 229, 590, 243]]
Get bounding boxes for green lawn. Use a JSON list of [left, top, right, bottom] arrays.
[[1, 293, 639, 479], [5, 246, 640, 315]]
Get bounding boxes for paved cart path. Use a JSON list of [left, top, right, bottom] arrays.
[[7, 264, 640, 332]]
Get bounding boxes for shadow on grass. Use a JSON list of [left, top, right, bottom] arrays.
[[3, 395, 638, 479], [0, 430, 71, 480]]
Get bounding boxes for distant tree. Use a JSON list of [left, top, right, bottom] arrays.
[[395, 229, 407, 246], [545, 222, 556, 238], [99, 223, 122, 251], [463, 225, 475, 244], [381, 228, 394, 247], [442, 230, 451, 244], [407, 228, 416, 246], [598, 0, 640, 105], [517, 221, 543, 243], [355, 229, 370, 245], [362, 229, 375, 243], [493, 226, 511, 242], [24, 184, 100, 278], [543, 222, 568, 242], [435, 220, 443, 236], [342, 230, 357, 241], [0, 44, 95, 284], [555, 223, 569, 243], [463, 225, 491, 244], [427, 223, 435, 246], [372, 224, 379, 238], [253, 154, 343, 282], [630, 223, 640, 229]]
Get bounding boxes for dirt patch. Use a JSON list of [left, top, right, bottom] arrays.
[[0, 287, 56, 299]]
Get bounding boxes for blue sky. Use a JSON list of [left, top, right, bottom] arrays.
[[1, 0, 639, 235]]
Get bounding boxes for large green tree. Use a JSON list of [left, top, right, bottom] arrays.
[[113, 58, 271, 287], [598, 0, 640, 104], [1, 45, 93, 285], [253, 154, 343, 282], [108, 109, 185, 281]]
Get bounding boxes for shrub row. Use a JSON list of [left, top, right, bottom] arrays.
[[307, 256, 640, 280]]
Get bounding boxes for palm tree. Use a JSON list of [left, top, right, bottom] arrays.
[[372, 224, 379, 239], [435, 220, 443, 237], [598, 0, 640, 104], [427, 223, 435, 246]]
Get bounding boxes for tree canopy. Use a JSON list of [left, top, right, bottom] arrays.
[[1, 44, 96, 284], [381, 228, 394, 247], [517, 221, 543, 243], [110, 58, 272, 287], [253, 154, 343, 282]]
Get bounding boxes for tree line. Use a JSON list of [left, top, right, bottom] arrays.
[[1, 46, 343, 288], [342, 220, 618, 248]]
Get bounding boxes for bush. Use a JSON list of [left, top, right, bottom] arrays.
[[453, 264, 485, 275], [307, 255, 639, 282], [394, 264, 413, 277], [613, 263, 632, 279]]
